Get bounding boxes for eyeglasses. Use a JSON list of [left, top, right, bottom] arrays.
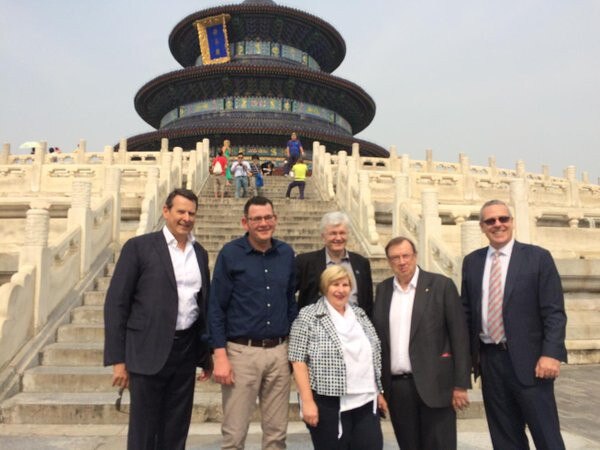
[[246, 214, 276, 223], [115, 386, 127, 414], [387, 253, 415, 263], [482, 216, 511, 226]]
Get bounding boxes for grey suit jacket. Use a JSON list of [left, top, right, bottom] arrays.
[[372, 269, 471, 408], [104, 231, 212, 375], [461, 241, 567, 385]]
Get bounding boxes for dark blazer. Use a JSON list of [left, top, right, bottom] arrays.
[[295, 247, 374, 317], [372, 269, 471, 408], [104, 231, 212, 375], [461, 241, 567, 386]]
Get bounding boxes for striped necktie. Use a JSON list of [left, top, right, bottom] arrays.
[[487, 251, 505, 343]]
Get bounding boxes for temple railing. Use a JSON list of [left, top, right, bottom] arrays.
[[0, 138, 212, 373], [310, 142, 600, 275]]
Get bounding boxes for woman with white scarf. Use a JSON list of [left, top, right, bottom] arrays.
[[289, 265, 388, 449]]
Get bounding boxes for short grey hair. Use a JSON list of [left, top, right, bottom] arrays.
[[320, 211, 350, 233], [479, 199, 512, 222]]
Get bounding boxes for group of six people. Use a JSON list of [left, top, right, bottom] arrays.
[[104, 188, 567, 450]]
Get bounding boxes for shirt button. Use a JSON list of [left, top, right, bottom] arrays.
[[267, 303, 271, 307], [264, 269, 268, 273], [267, 321, 271, 325], [266, 286, 270, 290]]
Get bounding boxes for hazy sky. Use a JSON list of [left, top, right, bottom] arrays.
[[2, 0, 599, 181]]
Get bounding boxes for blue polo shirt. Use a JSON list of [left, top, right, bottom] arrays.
[[208, 234, 298, 348], [287, 139, 303, 157]]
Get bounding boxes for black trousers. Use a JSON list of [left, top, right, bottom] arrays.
[[388, 376, 456, 450], [127, 328, 197, 450], [307, 393, 383, 450], [480, 344, 565, 450], [285, 180, 306, 199]]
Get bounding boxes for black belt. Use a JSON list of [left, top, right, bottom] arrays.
[[481, 342, 508, 351], [174, 326, 195, 339], [391, 373, 413, 380], [229, 337, 287, 348]]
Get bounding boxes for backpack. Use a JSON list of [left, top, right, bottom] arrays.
[[213, 160, 223, 175]]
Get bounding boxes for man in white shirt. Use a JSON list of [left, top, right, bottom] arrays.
[[461, 199, 567, 449], [230, 153, 251, 198], [104, 189, 212, 450], [372, 236, 471, 450]]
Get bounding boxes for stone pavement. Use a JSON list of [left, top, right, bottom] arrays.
[[0, 365, 598, 449]]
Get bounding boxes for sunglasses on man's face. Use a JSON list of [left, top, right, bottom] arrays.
[[482, 216, 511, 226]]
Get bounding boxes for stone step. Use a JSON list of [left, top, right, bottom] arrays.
[[0, 389, 483, 425], [57, 324, 104, 344], [83, 290, 105, 306], [566, 340, 600, 364], [95, 277, 112, 292], [41, 343, 104, 366], [21, 366, 223, 393], [70, 306, 103, 325], [566, 323, 600, 340], [564, 294, 600, 311], [0, 391, 300, 425]]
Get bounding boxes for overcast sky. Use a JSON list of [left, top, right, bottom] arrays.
[[1, 0, 599, 181]]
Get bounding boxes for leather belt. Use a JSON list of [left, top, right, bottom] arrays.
[[174, 326, 195, 339], [391, 373, 413, 380], [229, 337, 287, 348], [481, 342, 508, 351]]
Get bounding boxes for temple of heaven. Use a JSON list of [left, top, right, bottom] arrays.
[[125, 0, 388, 159]]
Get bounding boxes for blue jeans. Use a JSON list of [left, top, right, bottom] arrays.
[[235, 176, 249, 198]]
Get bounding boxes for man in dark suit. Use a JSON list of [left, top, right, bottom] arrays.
[[296, 211, 374, 316], [104, 188, 213, 450], [372, 236, 471, 450], [461, 199, 567, 449]]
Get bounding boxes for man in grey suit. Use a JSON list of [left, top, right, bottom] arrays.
[[461, 199, 567, 449], [296, 211, 374, 316], [104, 188, 213, 450], [372, 236, 471, 450]]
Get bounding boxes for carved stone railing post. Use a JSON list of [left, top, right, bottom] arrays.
[[118, 138, 127, 164], [20, 205, 51, 330], [351, 142, 360, 162], [460, 153, 476, 201], [202, 138, 210, 182], [104, 167, 122, 245], [30, 142, 46, 192], [68, 181, 93, 274], [582, 171, 590, 184], [419, 188, 441, 270], [173, 147, 183, 188], [516, 160, 525, 178], [388, 145, 399, 171], [461, 221, 481, 257], [161, 152, 173, 194], [1, 143, 9, 165], [542, 165, 550, 182], [488, 156, 497, 178], [103, 145, 114, 165], [186, 149, 198, 191], [392, 173, 410, 237], [510, 179, 531, 243], [400, 154, 410, 173], [425, 149, 433, 172], [76, 139, 86, 164], [564, 165, 581, 207], [160, 138, 169, 165]]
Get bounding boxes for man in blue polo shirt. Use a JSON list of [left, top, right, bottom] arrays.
[[209, 196, 298, 449], [284, 132, 304, 175]]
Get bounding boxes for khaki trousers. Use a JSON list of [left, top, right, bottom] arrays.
[[221, 341, 291, 450]]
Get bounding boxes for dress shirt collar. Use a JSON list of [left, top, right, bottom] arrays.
[[325, 249, 350, 264], [393, 266, 420, 293], [486, 238, 515, 258], [162, 225, 195, 247]]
